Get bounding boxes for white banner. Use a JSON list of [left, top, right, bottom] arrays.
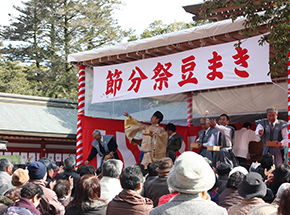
[[92, 35, 270, 103]]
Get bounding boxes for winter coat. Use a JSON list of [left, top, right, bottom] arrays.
[[106, 189, 153, 215], [65, 200, 107, 215], [31, 179, 65, 215], [149, 193, 227, 215]]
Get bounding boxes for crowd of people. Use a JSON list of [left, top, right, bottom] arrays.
[[0, 107, 289, 215], [0, 152, 289, 215]]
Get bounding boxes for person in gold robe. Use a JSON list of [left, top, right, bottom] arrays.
[[123, 111, 168, 168]]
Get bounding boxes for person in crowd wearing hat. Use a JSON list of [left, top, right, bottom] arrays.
[[248, 182, 290, 215], [12, 168, 29, 187], [106, 165, 153, 215], [197, 118, 218, 162], [38, 158, 54, 187], [54, 156, 80, 196], [233, 122, 261, 165], [216, 162, 231, 194], [28, 161, 65, 215], [219, 168, 248, 210], [228, 172, 268, 215], [165, 123, 183, 162], [124, 111, 168, 168], [4, 182, 43, 215], [99, 159, 123, 202], [84, 129, 119, 167], [150, 151, 227, 215], [255, 107, 288, 167], [144, 157, 173, 207], [209, 114, 238, 168], [0, 158, 14, 195]]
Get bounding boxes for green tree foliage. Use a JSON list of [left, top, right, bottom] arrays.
[[201, 0, 290, 74], [0, 0, 131, 99], [0, 58, 42, 95]]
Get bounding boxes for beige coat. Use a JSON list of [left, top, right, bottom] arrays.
[[125, 117, 168, 168]]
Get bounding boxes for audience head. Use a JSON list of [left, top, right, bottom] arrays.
[[238, 172, 267, 199], [226, 171, 245, 189], [216, 162, 231, 176], [120, 166, 143, 191], [27, 161, 47, 180], [0, 158, 13, 175], [80, 165, 96, 176], [277, 183, 290, 199], [12, 168, 29, 187], [147, 162, 159, 177], [70, 175, 105, 211], [272, 164, 290, 186], [242, 122, 252, 129], [102, 159, 123, 178], [64, 156, 76, 171], [21, 182, 43, 207], [134, 164, 147, 177], [260, 154, 274, 171], [53, 179, 71, 199], [229, 166, 248, 176], [5, 187, 22, 202], [38, 158, 54, 178], [167, 151, 215, 195], [278, 187, 290, 215], [156, 157, 173, 175]]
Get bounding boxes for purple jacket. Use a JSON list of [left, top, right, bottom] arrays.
[[8, 198, 40, 215]]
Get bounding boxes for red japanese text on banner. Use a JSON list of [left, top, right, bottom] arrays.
[[92, 35, 270, 104]]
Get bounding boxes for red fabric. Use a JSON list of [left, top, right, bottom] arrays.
[[158, 192, 179, 206], [80, 115, 201, 168]]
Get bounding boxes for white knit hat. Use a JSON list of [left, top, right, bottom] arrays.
[[167, 151, 215, 194]]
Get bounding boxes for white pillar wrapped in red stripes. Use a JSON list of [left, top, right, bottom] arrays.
[[288, 50, 290, 164], [187, 93, 193, 127], [76, 65, 86, 166]]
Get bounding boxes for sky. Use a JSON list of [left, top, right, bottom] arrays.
[[0, 0, 202, 35]]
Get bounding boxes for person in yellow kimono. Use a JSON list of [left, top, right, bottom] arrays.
[[124, 111, 168, 168]]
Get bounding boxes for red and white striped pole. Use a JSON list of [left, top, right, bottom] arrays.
[[187, 93, 193, 127], [288, 49, 290, 164], [76, 65, 86, 167]]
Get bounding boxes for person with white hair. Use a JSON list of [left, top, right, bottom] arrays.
[[100, 159, 123, 202], [248, 182, 290, 215], [85, 129, 119, 166], [255, 107, 288, 166], [149, 151, 227, 215], [0, 158, 14, 195]]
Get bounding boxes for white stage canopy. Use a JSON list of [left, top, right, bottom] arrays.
[[68, 17, 286, 125]]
